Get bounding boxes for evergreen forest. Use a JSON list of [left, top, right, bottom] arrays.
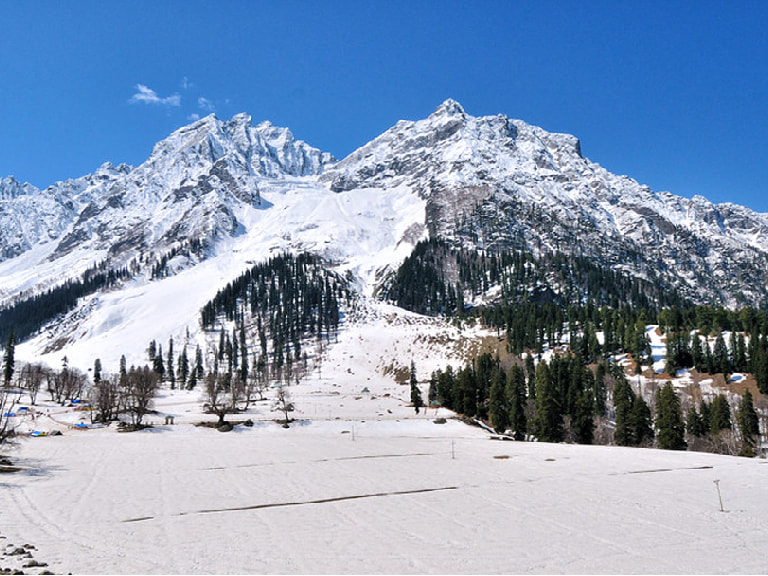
[[382, 241, 768, 456]]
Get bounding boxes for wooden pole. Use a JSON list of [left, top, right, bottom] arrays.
[[714, 479, 725, 512]]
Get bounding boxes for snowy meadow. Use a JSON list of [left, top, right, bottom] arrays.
[[2, 315, 768, 575]]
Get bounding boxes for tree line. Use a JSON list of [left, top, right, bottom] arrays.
[[381, 238, 686, 318], [428, 350, 761, 456], [0, 263, 131, 344], [387, 236, 768, 457]]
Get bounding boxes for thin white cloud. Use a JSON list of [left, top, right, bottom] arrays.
[[129, 84, 181, 107], [198, 97, 215, 112], [187, 113, 201, 121], [182, 77, 191, 90]]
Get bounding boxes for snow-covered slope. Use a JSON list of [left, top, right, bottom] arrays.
[[12, 178, 426, 370], [4, 101, 768, 371]]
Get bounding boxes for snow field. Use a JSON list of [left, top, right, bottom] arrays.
[[3, 417, 768, 574]]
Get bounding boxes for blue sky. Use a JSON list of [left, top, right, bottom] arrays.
[[2, 1, 767, 212]]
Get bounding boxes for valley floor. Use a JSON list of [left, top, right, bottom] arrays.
[[3, 311, 768, 574], [2, 402, 768, 574]]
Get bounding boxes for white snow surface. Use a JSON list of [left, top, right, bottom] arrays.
[[7, 426, 768, 575], [4, 392, 768, 573], [3, 311, 768, 574]]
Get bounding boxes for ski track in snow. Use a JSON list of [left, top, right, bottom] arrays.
[[124, 485, 461, 523]]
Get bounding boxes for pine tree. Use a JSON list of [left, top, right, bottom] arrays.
[[194, 345, 204, 388], [710, 394, 732, 434], [753, 338, 768, 394], [239, 325, 249, 382], [737, 389, 760, 454], [630, 395, 654, 446], [732, 332, 747, 373], [594, 362, 607, 416], [691, 334, 705, 372], [573, 388, 595, 444], [488, 369, 509, 433], [178, 347, 189, 387], [525, 354, 536, 399], [167, 338, 175, 389], [507, 365, 527, 441], [436, 366, 454, 409], [153, 344, 165, 379], [613, 375, 635, 446], [704, 340, 715, 374], [93, 358, 102, 385], [713, 333, 730, 374], [410, 361, 423, 414], [3, 331, 15, 387], [456, 367, 477, 417], [656, 382, 687, 450], [686, 405, 706, 437], [534, 361, 563, 443], [428, 372, 438, 405], [665, 331, 678, 376]]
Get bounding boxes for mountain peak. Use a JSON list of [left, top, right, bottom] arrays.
[[0, 176, 37, 200], [431, 98, 466, 118], [188, 113, 219, 128], [230, 112, 252, 125]]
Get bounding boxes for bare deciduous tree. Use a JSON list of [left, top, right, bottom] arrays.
[[90, 374, 122, 424], [124, 366, 159, 429], [47, 365, 88, 405], [18, 363, 47, 405], [204, 372, 242, 425], [230, 372, 245, 413], [273, 381, 293, 428], [0, 386, 19, 445]]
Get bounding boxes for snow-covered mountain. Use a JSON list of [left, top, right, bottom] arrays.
[[322, 99, 768, 306], [0, 114, 335, 298], [2, 100, 768, 369]]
